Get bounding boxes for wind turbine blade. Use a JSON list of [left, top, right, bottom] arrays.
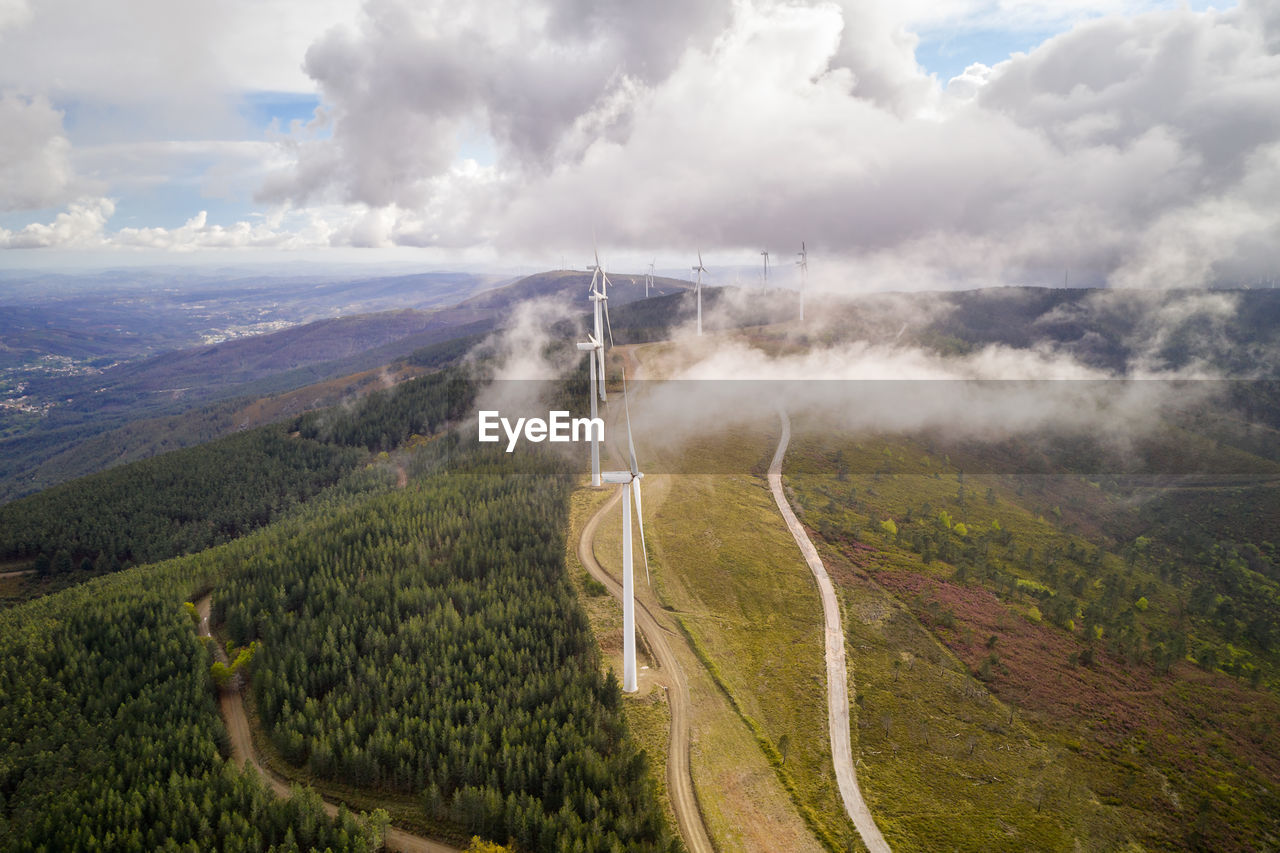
[[597, 346, 607, 400], [633, 479, 649, 584], [621, 369, 637, 472], [604, 296, 615, 349]]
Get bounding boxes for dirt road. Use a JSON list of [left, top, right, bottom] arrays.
[[578, 490, 716, 853], [194, 596, 459, 853], [767, 411, 892, 853]]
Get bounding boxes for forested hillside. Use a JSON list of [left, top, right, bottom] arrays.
[[0, 351, 676, 850], [295, 366, 474, 452], [0, 426, 359, 574], [0, 546, 385, 852], [0, 366, 484, 609], [214, 447, 677, 851]]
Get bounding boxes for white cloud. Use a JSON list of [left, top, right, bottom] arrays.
[[0, 0, 363, 100], [0, 199, 353, 251], [237, 0, 1280, 289], [0, 197, 113, 248], [0, 0, 31, 34], [0, 92, 82, 210], [5, 0, 1278, 290]]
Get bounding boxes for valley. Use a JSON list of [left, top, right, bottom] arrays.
[[1, 272, 1278, 852]]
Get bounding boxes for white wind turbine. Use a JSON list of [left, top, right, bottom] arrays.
[[587, 247, 611, 403], [796, 241, 808, 325], [575, 329, 603, 487], [578, 245, 615, 486], [601, 378, 648, 693], [760, 249, 770, 286], [692, 251, 707, 336], [645, 259, 655, 298]]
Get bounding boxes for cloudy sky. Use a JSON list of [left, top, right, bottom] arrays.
[[1, 0, 1276, 288]]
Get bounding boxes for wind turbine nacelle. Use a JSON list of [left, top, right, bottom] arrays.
[[601, 471, 638, 484], [576, 341, 599, 351]]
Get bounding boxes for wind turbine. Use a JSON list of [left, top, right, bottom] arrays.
[[692, 251, 707, 336], [645, 259, 655, 298], [761, 249, 770, 287], [587, 247, 611, 403], [601, 377, 648, 693], [575, 332, 603, 486], [796, 241, 808, 324]]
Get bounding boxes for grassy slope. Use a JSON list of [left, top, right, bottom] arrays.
[[574, 464, 830, 853], [637, 424, 860, 851], [783, 423, 1280, 851]]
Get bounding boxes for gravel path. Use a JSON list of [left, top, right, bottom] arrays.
[[195, 595, 459, 853], [578, 490, 716, 853], [767, 411, 891, 853]]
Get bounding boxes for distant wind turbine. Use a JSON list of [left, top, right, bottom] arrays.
[[601, 375, 648, 693], [645, 259, 655, 298], [761, 249, 770, 286], [796, 241, 808, 325], [692, 251, 707, 336]]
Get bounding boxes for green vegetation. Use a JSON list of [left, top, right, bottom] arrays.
[[0, 425, 359, 582], [633, 429, 856, 851], [784, 426, 1280, 851], [294, 366, 474, 452], [213, 449, 677, 851], [0, 356, 675, 851], [0, 368, 481, 607], [0, 551, 385, 852], [572, 472, 826, 853]]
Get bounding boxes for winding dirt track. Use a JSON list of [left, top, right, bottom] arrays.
[[194, 596, 459, 853], [767, 411, 892, 853], [577, 490, 716, 853]]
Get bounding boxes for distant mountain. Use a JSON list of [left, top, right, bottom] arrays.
[[0, 269, 506, 370], [0, 268, 685, 500], [455, 269, 691, 312]]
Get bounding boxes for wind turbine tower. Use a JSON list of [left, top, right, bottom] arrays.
[[645, 259, 655, 298], [692, 251, 707, 336], [600, 382, 648, 693], [575, 331, 603, 486], [796, 241, 808, 324]]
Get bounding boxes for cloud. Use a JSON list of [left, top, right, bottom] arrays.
[[0, 197, 112, 248], [258, 0, 734, 207], [248, 0, 1280, 289], [0, 0, 364, 102], [0, 0, 31, 34], [0, 92, 79, 210], [616, 333, 1220, 476], [0, 199, 348, 251], [5, 0, 1278, 286]]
